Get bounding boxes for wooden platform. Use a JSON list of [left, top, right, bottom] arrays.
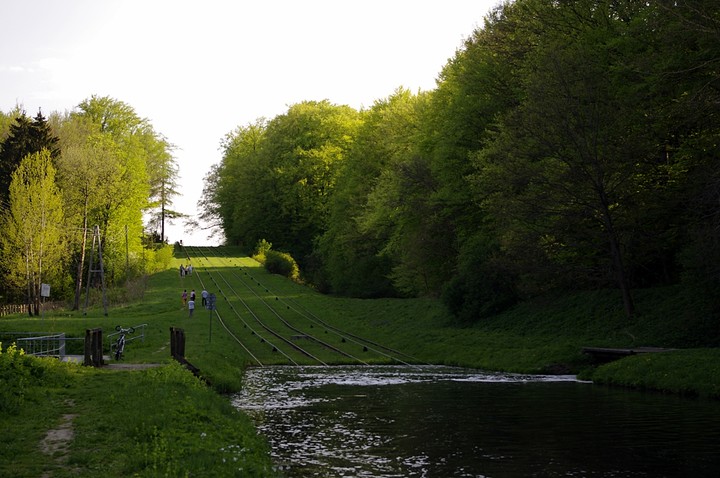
[[582, 346, 676, 364]]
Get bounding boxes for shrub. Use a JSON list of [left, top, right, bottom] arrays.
[[264, 250, 300, 280], [146, 243, 174, 273], [0, 342, 73, 414], [251, 239, 273, 264]]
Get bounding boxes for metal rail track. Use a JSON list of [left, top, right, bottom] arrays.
[[187, 245, 423, 367], [184, 246, 329, 365]]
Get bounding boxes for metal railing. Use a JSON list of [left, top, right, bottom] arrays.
[[4, 324, 148, 361], [16, 333, 68, 358]]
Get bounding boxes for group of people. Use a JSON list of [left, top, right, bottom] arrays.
[[179, 264, 193, 277], [181, 288, 210, 317]]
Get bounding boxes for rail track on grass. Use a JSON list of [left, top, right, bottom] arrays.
[[180, 245, 422, 368]]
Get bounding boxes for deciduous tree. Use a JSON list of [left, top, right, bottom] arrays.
[[0, 150, 65, 315]]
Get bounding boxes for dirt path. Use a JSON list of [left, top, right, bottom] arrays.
[[37, 363, 163, 476], [39, 400, 78, 478]]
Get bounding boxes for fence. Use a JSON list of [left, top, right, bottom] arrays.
[[0, 304, 28, 316], [0, 302, 65, 317], [6, 325, 146, 365], [16, 333, 68, 358]]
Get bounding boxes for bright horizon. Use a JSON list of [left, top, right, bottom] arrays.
[[0, 0, 497, 245]]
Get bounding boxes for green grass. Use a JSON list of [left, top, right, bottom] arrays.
[[0, 345, 276, 477], [588, 349, 720, 399], [0, 248, 718, 476]]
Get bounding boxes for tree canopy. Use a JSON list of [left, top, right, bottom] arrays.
[[0, 96, 178, 307], [202, 0, 720, 323]]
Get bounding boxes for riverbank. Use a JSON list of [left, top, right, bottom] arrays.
[[0, 344, 278, 477]]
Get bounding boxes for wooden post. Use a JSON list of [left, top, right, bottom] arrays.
[[170, 327, 185, 360], [84, 329, 91, 365], [84, 328, 103, 367]]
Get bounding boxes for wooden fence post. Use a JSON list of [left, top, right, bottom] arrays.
[[84, 328, 103, 367], [170, 327, 185, 360]]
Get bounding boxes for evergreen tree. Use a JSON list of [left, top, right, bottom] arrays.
[[0, 111, 59, 204]]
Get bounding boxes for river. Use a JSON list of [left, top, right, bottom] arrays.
[[232, 365, 720, 477]]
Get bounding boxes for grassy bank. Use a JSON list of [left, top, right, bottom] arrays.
[[0, 249, 718, 476], [0, 344, 277, 477]]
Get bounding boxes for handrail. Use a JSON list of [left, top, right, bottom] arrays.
[[16, 333, 67, 358]]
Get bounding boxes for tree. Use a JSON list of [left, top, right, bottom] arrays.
[[56, 114, 125, 309], [72, 96, 151, 284], [143, 132, 182, 243], [473, 0, 674, 318], [317, 89, 420, 296], [258, 101, 361, 262], [647, 1, 720, 313], [210, 119, 268, 249], [195, 163, 226, 243], [211, 102, 361, 269], [0, 150, 65, 315], [0, 110, 59, 205]]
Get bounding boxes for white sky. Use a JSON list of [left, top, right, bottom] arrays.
[[0, 0, 497, 245]]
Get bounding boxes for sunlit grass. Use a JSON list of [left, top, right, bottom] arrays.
[[0, 350, 277, 477]]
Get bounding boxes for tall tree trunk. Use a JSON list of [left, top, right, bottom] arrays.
[[609, 234, 634, 318], [161, 189, 166, 244], [73, 200, 89, 310], [599, 193, 635, 318], [26, 247, 33, 316]]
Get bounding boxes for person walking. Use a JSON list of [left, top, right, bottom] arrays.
[[188, 298, 195, 317], [190, 289, 196, 303], [181, 289, 188, 308], [201, 289, 208, 307]]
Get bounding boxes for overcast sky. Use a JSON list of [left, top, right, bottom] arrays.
[[0, 0, 497, 245]]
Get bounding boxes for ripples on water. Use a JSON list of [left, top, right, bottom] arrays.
[[232, 365, 720, 478]]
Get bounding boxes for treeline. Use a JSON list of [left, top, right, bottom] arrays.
[[0, 96, 180, 313], [203, 0, 719, 322]]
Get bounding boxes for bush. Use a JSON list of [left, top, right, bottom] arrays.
[[146, 243, 174, 273], [0, 342, 73, 414], [264, 250, 300, 280], [251, 239, 273, 264]]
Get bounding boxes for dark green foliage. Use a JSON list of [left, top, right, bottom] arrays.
[[201, 0, 720, 328], [0, 111, 59, 203], [441, 235, 518, 322], [0, 343, 72, 414]]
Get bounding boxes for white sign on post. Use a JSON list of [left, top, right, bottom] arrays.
[[41, 283, 51, 298]]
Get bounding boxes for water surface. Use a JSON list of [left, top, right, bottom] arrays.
[[233, 365, 720, 477]]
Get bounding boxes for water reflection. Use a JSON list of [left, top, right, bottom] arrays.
[[232, 365, 720, 477]]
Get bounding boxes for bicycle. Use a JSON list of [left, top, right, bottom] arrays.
[[113, 325, 135, 360]]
